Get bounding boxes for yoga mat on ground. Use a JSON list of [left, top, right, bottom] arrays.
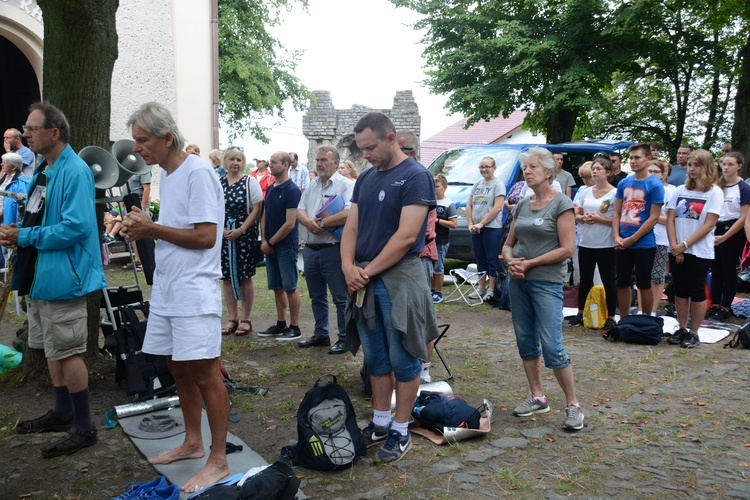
[[118, 407, 306, 499]]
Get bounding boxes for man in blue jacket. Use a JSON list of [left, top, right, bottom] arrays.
[[0, 102, 106, 458]]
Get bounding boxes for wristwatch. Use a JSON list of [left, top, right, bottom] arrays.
[[318, 219, 326, 228]]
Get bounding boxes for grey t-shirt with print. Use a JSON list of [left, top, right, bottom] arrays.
[[470, 177, 506, 229], [511, 193, 574, 283]]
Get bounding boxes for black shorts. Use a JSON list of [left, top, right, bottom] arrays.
[[670, 253, 711, 301], [615, 247, 656, 290]]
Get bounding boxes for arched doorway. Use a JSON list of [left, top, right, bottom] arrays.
[[0, 35, 40, 132]]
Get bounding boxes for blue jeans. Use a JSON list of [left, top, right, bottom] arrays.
[[510, 279, 571, 370], [471, 227, 502, 278], [434, 242, 449, 274], [303, 245, 347, 340], [266, 245, 298, 291], [356, 279, 422, 382]]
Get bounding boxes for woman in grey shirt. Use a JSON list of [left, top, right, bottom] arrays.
[[501, 147, 584, 431], [466, 156, 505, 301]]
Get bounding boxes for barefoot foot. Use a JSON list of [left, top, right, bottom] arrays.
[[181, 458, 230, 493], [148, 443, 204, 465]]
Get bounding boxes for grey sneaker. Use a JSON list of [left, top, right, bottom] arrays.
[[681, 332, 700, 349], [362, 421, 389, 448], [374, 430, 412, 464], [564, 404, 585, 431], [513, 396, 550, 417]]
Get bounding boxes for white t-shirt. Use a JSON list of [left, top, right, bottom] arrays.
[[666, 185, 723, 260], [654, 184, 675, 246], [151, 154, 224, 316], [718, 181, 750, 222], [577, 186, 617, 248]]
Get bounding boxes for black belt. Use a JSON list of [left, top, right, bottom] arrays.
[[306, 243, 340, 251]]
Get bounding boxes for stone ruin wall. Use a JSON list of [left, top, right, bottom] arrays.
[[302, 90, 421, 172]]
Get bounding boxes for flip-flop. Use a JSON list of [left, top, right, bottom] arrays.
[[221, 320, 238, 336], [235, 320, 252, 336]]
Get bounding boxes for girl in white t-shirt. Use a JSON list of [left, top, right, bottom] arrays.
[[707, 152, 750, 321], [666, 149, 723, 348], [569, 157, 617, 331]]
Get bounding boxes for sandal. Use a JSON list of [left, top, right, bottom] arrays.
[[122, 261, 142, 270], [222, 320, 238, 336], [235, 320, 252, 336], [41, 425, 98, 458]]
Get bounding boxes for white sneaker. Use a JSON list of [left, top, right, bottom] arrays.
[[420, 374, 433, 385], [468, 289, 486, 300], [483, 290, 494, 302]]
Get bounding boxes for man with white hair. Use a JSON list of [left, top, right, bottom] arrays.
[[121, 102, 229, 493]]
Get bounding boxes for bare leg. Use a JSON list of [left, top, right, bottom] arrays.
[[675, 296, 690, 330], [425, 339, 434, 364], [287, 289, 300, 325], [221, 280, 239, 322], [394, 376, 420, 424], [370, 372, 396, 413], [181, 358, 230, 493], [148, 359, 206, 466], [553, 365, 578, 406], [48, 355, 88, 393], [689, 299, 707, 332], [651, 283, 665, 314], [273, 289, 287, 322], [617, 287, 631, 318], [521, 357, 544, 397], [432, 273, 444, 292], [240, 278, 254, 322], [639, 287, 654, 317]]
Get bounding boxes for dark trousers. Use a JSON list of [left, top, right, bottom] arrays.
[[710, 220, 746, 308], [577, 246, 617, 317]]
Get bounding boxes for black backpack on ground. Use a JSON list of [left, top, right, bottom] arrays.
[[281, 375, 365, 471], [411, 391, 482, 434], [724, 321, 750, 349], [603, 315, 664, 345]]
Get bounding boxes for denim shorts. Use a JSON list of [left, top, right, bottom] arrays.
[[434, 242, 450, 274], [509, 279, 571, 370], [266, 245, 299, 291], [356, 279, 422, 383]]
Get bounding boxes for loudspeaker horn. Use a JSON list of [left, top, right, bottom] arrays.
[[112, 139, 150, 186], [79, 146, 120, 190]]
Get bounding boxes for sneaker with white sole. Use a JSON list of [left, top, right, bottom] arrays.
[[362, 421, 389, 448], [513, 396, 550, 417], [483, 289, 494, 302], [467, 289, 486, 300], [564, 404, 585, 431], [374, 430, 412, 463]]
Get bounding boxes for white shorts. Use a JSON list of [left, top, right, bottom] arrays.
[[143, 313, 222, 362]]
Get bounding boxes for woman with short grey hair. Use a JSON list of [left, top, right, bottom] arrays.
[[0, 152, 30, 225]]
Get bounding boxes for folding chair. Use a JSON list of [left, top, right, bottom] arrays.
[[432, 324, 453, 382], [444, 264, 486, 306]]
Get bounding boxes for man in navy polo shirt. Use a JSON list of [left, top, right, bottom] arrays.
[[259, 151, 302, 340]]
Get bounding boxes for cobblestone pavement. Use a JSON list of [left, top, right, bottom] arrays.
[[1, 305, 749, 498]]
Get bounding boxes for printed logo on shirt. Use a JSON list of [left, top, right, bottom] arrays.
[[621, 186, 647, 226], [378, 190, 385, 202], [391, 180, 406, 187], [674, 196, 705, 220]]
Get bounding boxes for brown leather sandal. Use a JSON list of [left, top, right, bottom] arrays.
[[222, 320, 238, 336], [235, 319, 252, 336]]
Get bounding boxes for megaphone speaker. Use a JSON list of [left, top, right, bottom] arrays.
[[78, 146, 120, 190], [112, 139, 150, 176]]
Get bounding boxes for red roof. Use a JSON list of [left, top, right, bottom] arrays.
[[420, 110, 527, 167]]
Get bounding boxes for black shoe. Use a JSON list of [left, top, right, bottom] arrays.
[[668, 328, 688, 345], [16, 410, 74, 434], [568, 313, 583, 326], [258, 324, 287, 337], [710, 308, 731, 321], [681, 332, 700, 349], [276, 327, 301, 341], [602, 318, 616, 333], [704, 305, 718, 319], [328, 340, 347, 354], [298, 335, 330, 348], [41, 425, 97, 458]]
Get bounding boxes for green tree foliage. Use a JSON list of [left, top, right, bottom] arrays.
[[392, 0, 636, 143], [219, 0, 311, 142], [583, 0, 744, 158]]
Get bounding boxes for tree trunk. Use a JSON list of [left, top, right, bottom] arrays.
[[733, 33, 750, 177], [545, 108, 579, 143], [20, 1, 119, 375]]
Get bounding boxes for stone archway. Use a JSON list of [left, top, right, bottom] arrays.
[[0, 35, 41, 131]]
